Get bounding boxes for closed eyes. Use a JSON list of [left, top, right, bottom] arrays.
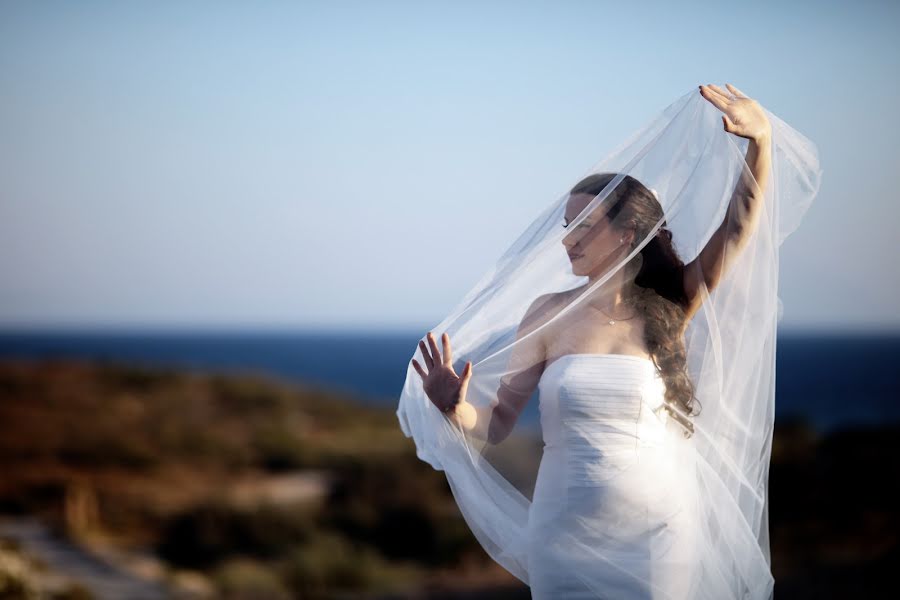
[[562, 220, 591, 229]]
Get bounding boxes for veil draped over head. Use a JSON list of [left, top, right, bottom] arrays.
[[396, 86, 821, 599]]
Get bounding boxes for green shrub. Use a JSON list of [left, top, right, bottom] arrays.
[[213, 558, 291, 600], [251, 426, 310, 472], [157, 502, 313, 569], [280, 533, 416, 599]]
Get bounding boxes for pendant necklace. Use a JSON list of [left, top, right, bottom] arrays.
[[590, 300, 637, 326]]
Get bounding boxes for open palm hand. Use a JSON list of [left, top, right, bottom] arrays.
[[700, 83, 771, 143], [412, 332, 472, 415]]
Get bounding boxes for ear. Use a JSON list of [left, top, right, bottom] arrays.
[[624, 225, 638, 246]]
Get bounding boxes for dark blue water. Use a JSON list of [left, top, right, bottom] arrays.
[[0, 329, 897, 433]]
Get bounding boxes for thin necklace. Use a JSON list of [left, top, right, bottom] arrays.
[[584, 278, 639, 325], [589, 300, 637, 326]]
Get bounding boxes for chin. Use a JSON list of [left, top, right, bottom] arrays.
[[569, 259, 589, 275]]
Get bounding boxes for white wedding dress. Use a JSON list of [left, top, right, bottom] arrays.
[[527, 353, 701, 599], [397, 88, 820, 599]]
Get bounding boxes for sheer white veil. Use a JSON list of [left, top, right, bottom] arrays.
[[396, 86, 821, 598]]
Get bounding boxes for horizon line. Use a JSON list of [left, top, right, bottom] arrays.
[[0, 322, 899, 338]]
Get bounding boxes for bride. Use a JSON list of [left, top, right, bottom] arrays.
[[398, 84, 821, 599]]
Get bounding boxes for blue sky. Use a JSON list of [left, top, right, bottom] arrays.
[[1, 0, 898, 332]]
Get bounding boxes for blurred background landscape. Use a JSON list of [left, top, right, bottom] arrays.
[[2, 1, 899, 598]]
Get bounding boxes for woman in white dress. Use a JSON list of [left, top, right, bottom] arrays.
[[398, 84, 821, 599]]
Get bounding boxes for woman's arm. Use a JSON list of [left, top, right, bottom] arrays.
[[447, 366, 542, 443], [682, 84, 773, 321], [447, 294, 553, 444]]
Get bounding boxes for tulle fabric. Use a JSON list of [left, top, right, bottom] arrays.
[[396, 86, 821, 599]]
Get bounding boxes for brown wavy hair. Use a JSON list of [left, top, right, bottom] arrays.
[[570, 172, 700, 436]]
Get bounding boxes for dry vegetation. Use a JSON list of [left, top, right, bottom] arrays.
[[0, 358, 897, 598], [0, 358, 527, 599]]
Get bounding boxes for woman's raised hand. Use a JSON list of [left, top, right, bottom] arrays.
[[699, 83, 772, 143], [412, 332, 473, 416]]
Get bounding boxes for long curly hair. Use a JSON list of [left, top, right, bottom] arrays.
[[570, 172, 700, 436]]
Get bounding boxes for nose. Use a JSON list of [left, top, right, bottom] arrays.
[[562, 237, 580, 256], [562, 228, 580, 249]]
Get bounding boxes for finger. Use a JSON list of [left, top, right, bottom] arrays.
[[427, 332, 443, 365], [418, 339, 434, 369], [705, 87, 733, 107], [459, 361, 473, 398], [442, 332, 453, 366], [461, 360, 473, 383], [707, 84, 732, 98], [725, 83, 748, 98], [699, 85, 730, 112], [722, 115, 737, 133], [412, 358, 427, 380]]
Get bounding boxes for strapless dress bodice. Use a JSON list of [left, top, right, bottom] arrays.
[[535, 353, 673, 487]]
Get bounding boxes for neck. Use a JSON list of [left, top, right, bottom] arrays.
[[585, 267, 634, 312]]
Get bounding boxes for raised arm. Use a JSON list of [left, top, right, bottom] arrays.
[[682, 84, 773, 322]]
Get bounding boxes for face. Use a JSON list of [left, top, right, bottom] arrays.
[[562, 192, 633, 277]]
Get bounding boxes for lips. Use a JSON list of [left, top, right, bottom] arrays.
[[568, 253, 583, 260]]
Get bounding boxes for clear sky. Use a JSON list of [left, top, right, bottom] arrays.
[[1, 0, 898, 332]]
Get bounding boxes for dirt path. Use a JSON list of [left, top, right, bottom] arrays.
[[0, 518, 171, 600]]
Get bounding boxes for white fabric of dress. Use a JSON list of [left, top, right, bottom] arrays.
[[529, 353, 699, 599]]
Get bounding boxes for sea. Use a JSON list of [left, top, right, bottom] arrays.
[[1, 329, 898, 434]]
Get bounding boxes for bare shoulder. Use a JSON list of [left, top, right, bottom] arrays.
[[507, 291, 567, 369], [519, 289, 576, 338]]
